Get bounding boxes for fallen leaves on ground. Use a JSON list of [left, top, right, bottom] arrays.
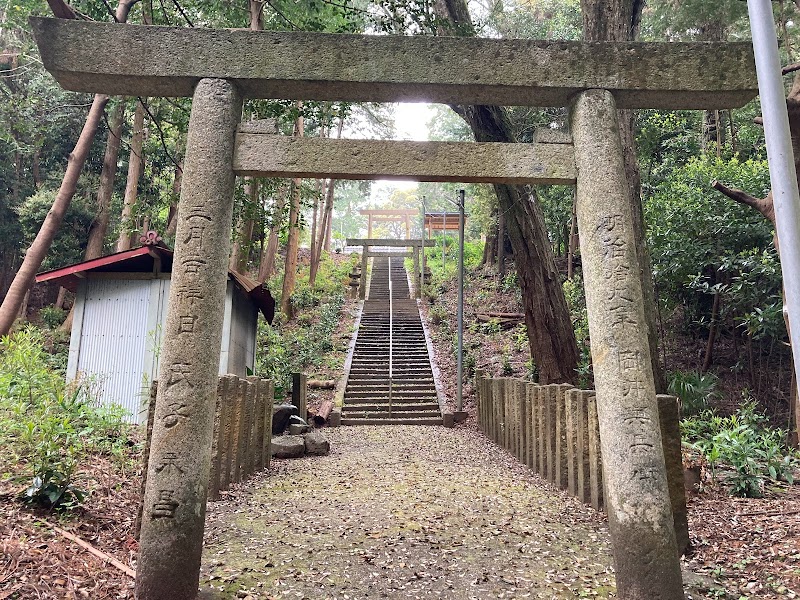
[[201, 425, 615, 599]]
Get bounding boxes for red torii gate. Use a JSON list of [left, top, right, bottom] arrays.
[[360, 208, 417, 239]]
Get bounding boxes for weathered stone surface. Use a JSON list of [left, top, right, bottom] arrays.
[[237, 118, 277, 134], [234, 135, 576, 184], [304, 431, 331, 456], [328, 409, 341, 428], [289, 423, 311, 435], [534, 128, 573, 145], [271, 435, 306, 459], [272, 404, 298, 434], [571, 89, 683, 598], [658, 394, 690, 557], [136, 78, 242, 600], [30, 17, 757, 109]]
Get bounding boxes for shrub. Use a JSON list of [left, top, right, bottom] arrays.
[[0, 327, 131, 510], [668, 370, 721, 416], [39, 306, 67, 329], [681, 400, 798, 498]]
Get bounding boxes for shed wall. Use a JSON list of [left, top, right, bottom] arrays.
[[73, 278, 152, 422]]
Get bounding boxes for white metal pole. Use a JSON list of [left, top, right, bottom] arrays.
[[421, 197, 426, 292], [747, 0, 800, 403], [457, 190, 465, 413]]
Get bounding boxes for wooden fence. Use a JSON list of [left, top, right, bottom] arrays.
[[475, 374, 689, 553], [142, 375, 274, 503]]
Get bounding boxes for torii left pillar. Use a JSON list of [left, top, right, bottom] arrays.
[[135, 78, 243, 600]]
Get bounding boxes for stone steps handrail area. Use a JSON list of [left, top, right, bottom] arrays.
[[475, 372, 690, 555]]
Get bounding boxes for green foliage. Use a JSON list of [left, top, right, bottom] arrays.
[[682, 401, 798, 498], [668, 370, 721, 416], [563, 278, 591, 387], [0, 327, 131, 510], [16, 188, 94, 271], [645, 155, 783, 346], [39, 306, 67, 329], [256, 255, 348, 395], [501, 349, 513, 376]]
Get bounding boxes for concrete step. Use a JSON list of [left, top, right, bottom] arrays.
[[341, 417, 444, 426], [342, 402, 441, 411]]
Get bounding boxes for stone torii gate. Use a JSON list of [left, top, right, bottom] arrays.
[[30, 17, 758, 600], [347, 238, 435, 299]]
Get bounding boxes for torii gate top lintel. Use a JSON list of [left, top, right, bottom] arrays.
[[31, 17, 756, 110]]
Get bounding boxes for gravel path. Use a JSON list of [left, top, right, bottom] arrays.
[[201, 426, 615, 599]]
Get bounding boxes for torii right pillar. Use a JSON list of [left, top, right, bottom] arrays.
[[570, 89, 684, 599]]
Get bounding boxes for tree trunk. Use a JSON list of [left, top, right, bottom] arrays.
[[227, 3, 264, 273], [280, 108, 304, 318], [117, 99, 146, 251], [0, 94, 109, 335], [567, 195, 578, 279], [164, 150, 184, 239], [85, 101, 125, 259], [229, 177, 258, 273], [497, 208, 506, 278], [32, 149, 42, 189], [0, 0, 140, 336], [258, 188, 287, 282], [436, 0, 579, 383]]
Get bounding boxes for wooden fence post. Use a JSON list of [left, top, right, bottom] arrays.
[[658, 394, 690, 556], [535, 385, 546, 476], [565, 388, 578, 497], [292, 372, 308, 422], [231, 378, 246, 483], [208, 377, 227, 501], [261, 379, 274, 470], [554, 384, 572, 490], [135, 380, 158, 540], [587, 392, 604, 511], [238, 379, 255, 480]]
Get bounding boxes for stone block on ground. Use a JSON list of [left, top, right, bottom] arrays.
[[329, 409, 341, 427], [289, 423, 311, 435], [272, 404, 298, 435], [271, 435, 306, 459], [304, 431, 331, 456]]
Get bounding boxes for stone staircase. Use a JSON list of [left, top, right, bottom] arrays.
[[342, 256, 442, 426]]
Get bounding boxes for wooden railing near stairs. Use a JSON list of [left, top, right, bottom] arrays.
[[475, 373, 689, 554]]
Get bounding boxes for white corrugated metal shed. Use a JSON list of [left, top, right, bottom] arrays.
[[36, 245, 274, 424]]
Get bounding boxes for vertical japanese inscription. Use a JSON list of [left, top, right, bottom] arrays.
[[597, 214, 637, 333]]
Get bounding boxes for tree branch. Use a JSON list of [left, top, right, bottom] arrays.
[[784, 61, 800, 76], [46, 0, 77, 19], [711, 180, 775, 224], [139, 97, 183, 174]]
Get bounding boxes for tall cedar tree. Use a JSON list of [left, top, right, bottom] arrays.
[[435, 0, 579, 384]]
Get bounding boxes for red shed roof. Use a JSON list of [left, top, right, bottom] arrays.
[[36, 245, 274, 323]]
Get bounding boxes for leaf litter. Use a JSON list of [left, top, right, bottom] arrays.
[[200, 425, 615, 599]]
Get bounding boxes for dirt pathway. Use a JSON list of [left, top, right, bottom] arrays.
[[200, 426, 614, 599]]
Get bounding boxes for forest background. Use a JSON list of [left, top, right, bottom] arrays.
[[0, 0, 797, 436]]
